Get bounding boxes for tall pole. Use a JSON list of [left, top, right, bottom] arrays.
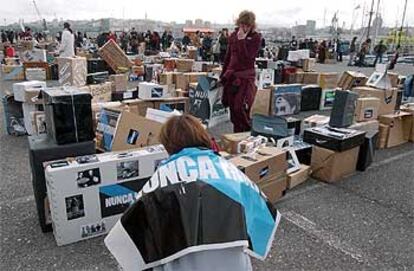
[[373, 0, 381, 46], [397, 0, 408, 47], [366, 0, 375, 39]]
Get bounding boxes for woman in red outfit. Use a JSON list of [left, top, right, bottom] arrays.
[[221, 10, 261, 132]]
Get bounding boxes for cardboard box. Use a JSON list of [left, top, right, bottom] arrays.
[[221, 132, 252, 154], [377, 124, 389, 149], [176, 73, 190, 91], [25, 68, 47, 81], [378, 112, 412, 148], [355, 97, 380, 122], [227, 147, 287, 184], [387, 72, 399, 88], [318, 72, 338, 89], [176, 59, 194, 72], [13, 81, 46, 103], [98, 40, 133, 72], [28, 135, 96, 232], [152, 97, 189, 113], [138, 82, 170, 99], [400, 104, 414, 142], [256, 69, 274, 89], [96, 108, 162, 152], [311, 145, 359, 183], [353, 86, 398, 116], [251, 89, 272, 117], [1, 64, 25, 80], [349, 120, 379, 133], [159, 72, 174, 85], [163, 58, 177, 71], [57, 57, 87, 87], [23, 103, 42, 135], [184, 72, 208, 83], [302, 58, 316, 72], [122, 99, 155, 116], [303, 114, 330, 129], [302, 72, 320, 85], [45, 145, 168, 245], [86, 82, 113, 103], [23, 62, 51, 80], [287, 164, 311, 189], [2, 94, 26, 136], [19, 49, 47, 63], [109, 74, 128, 92], [337, 71, 368, 90], [259, 174, 288, 203], [188, 76, 230, 128], [131, 65, 145, 76]]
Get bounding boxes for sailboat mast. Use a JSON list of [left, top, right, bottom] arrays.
[[366, 0, 375, 39], [397, 0, 408, 47]]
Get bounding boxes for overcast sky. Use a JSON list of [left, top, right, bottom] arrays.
[[2, 0, 413, 28]]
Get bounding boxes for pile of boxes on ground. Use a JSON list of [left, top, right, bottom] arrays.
[[220, 61, 413, 203], [1, 39, 231, 246], [1, 40, 413, 248]]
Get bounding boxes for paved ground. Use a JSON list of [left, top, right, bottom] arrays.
[[1, 62, 413, 270]]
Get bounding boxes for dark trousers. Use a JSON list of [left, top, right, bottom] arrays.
[[227, 84, 256, 133], [373, 53, 383, 66]]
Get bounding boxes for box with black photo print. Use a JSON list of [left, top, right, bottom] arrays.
[[45, 145, 168, 246]]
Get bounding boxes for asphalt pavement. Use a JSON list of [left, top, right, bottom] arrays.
[[0, 62, 413, 270]]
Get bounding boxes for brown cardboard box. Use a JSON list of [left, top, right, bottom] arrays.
[[227, 147, 287, 184], [260, 174, 288, 203], [184, 72, 208, 83], [159, 72, 174, 85], [188, 49, 198, 60], [98, 40, 133, 72], [1, 64, 25, 80], [400, 104, 414, 142], [354, 97, 380, 122], [302, 58, 316, 72], [87, 82, 113, 103], [56, 57, 87, 86], [377, 124, 389, 149], [96, 108, 162, 152], [337, 71, 368, 90], [352, 86, 398, 116], [349, 120, 379, 133], [176, 73, 190, 91], [91, 101, 124, 132], [163, 58, 177, 71], [311, 146, 360, 183], [23, 62, 51, 80], [378, 112, 412, 148], [302, 72, 319, 85], [287, 164, 311, 189], [122, 99, 155, 116], [318, 72, 338, 89], [109, 74, 128, 92], [221, 132, 251, 154], [251, 88, 272, 117], [303, 114, 330, 129], [131, 65, 145, 76], [295, 71, 305, 84], [176, 59, 195, 72]]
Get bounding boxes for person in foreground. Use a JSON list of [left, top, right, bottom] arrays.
[[105, 114, 281, 271], [221, 10, 262, 133]]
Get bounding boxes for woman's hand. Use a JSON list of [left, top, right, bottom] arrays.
[[237, 28, 248, 40]]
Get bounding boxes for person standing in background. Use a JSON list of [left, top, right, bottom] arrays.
[[221, 10, 262, 132], [58, 22, 75, 57], [357, 38, 371, 67], [373, 40, 387, 66], [348, 37, 357, 66], [219, 28, 229, 63], [336, 38, 343, 62]]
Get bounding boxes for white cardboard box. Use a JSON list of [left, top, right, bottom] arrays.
[[13, 80, 47, 102], [138, 82, 169, 99], [45, 145, 168, 246]]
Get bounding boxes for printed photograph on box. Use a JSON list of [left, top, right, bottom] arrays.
[[81, 221, 107, 239], [99, 179, 150, 218], [117, 160, 139, 181], [274, 94, 299, 116], [65, 195, 85, 220], [76, 168, 101, 188], [76, 155, 99, 164]]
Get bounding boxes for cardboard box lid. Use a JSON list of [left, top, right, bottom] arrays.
[[379, 111, 412, 123], [221, 132, 252, 142]]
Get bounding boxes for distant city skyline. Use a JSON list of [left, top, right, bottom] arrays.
[[2, 0, 413, 28]]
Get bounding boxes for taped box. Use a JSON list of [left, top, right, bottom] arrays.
[[30, 111, 46, 135], [378, 112, 412, 148], [45, 145, 168, 245], [96, 108, 162, 152], [337, 71, 368, 90], [25, 68, 47, 81], [311, 145, 359, 183], [287, 164, 311, 189], [13, 81, 46, 103], [354, 97, 380, 122], [400, 104, 414, 142], [57, 57, 87, 87], [221, 132, 252, 154], [175, 59, 194, 72], [80, 82, 113, 104], [109, 74, 128, 92], [98, 40, 133, 73], [318, 72, 338, 89], [352, 86, 398, 116], [23, 62, 51, 80]]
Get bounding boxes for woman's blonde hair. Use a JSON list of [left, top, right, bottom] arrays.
[[236, 10, 257, 29]]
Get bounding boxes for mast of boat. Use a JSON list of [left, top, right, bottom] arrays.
[[373, 0, 381, 46], [366, 0, 375, 39], [397, 0, 408, 48]]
